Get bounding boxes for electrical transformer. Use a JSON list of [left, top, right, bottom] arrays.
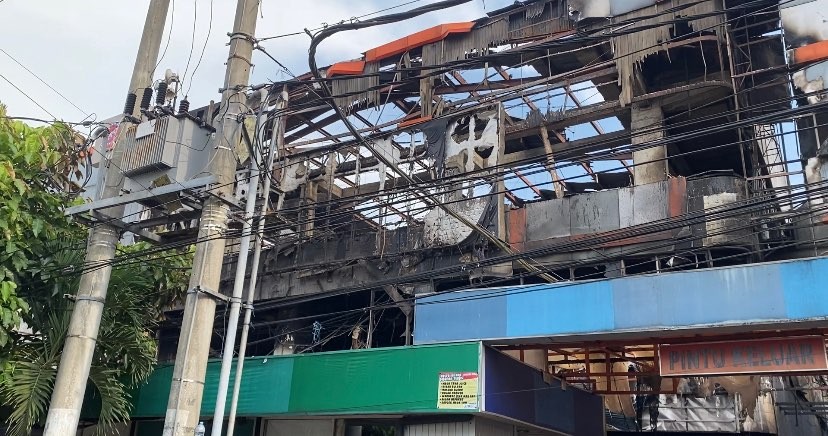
[[120, 114, 214, 202]]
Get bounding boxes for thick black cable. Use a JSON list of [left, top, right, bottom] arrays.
[[50, 107, 828, 282], [21, 0, 808, 288], [250, 177, 828, 311]]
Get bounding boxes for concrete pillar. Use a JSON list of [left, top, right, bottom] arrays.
[[631, 102, 668, 186], [334, 419, 347, 436]]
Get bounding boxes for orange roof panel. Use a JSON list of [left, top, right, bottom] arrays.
[[327, 60, 366, 77], [364, 22, 475, 62], [398, 115, 433, 129]]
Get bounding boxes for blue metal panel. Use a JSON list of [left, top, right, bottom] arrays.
[[414, 290, 507, 343], [612, 264, 786, 330], [415, 257, 828, 344], [782, 259, 828, 319], [506, 281, 614, 336]]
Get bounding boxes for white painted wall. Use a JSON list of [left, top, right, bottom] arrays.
[[405, 418, 519, 436], [405, 420, 475, 436]]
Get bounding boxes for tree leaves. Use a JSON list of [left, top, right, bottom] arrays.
[[0, 311, 65, 436], [31, 219, 43, 238], [0, 102, 81, 352], [0, 103, 192, 434], [0, 281, 23, 348], [2, 239, 191, 435]]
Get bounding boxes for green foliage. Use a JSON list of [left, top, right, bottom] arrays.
[[0, 103, 80, 349], [1, 312, 65, 435], [0, 104, 192, 435], [1, 240, 191, 436]]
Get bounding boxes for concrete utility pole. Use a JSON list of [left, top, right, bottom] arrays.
[[163, 0, 260, 434], [42, 2, 170, 434]]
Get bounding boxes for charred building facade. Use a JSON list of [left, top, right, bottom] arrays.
[[82, 0, 828, 434]]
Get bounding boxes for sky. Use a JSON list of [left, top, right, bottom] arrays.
[[0, 0, 520, 123], [4, 0, 799, 203]]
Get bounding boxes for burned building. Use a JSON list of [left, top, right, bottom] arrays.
[[74, 0, 828, 434]]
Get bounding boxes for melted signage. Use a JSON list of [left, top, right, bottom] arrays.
[[659, 337, 828, 376]]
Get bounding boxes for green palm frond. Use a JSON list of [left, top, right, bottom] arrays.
[[87, 365, 132, 436], [2, 236, 190, 434], [95, 320, 157, 386], [1, 355, 58, 436], [0, 311, 67, 436]]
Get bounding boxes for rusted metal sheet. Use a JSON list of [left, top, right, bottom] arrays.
[[444, 110, 501, 174], [659, 337, 828, 377], [618, 182, 670, 228], [703, 192, 741, 245], [609, 0, 724, 105], [668, 176, 687, 218], [568, 0, 656, 19], [505, 0, 571, 41], [634, 182, 669, 225], [330, 61, 379, 110], [686, 175, 752, 248], [421, 20, 508, 65], [618, 187, 634, 229], [506, 208, 527, 251]]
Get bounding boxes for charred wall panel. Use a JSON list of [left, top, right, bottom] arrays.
[[685, 175, 752, 247], [525, 197, 571, 239], [570, 189, 621, 235]]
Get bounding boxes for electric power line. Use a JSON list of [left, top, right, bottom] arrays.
[[0, 72, 58, 119], [178, 0, 199, 97], [255, 0, 425, 43], [9, 0, 816, 334], [43, 95, 828, 286], [185, 0, 213, 97], [0, 48, 90, 118]]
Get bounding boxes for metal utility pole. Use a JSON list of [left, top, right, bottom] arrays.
[[163, 0, 259, 434], [226, 87, 288, 436], [42, 2, 170, 434], [209, 91, 279, 436]]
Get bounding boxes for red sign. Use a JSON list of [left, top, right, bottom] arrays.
[[659, 337, 828, 377]]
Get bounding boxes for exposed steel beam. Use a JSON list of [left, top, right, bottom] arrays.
[[514, 169, 543, 197], [564, 85, 632, 175]]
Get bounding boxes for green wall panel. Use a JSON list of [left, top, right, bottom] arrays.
[[131, 357, 293, 418], [130, 343, 481, 418], [131, 364, 174, 418], [202, 358, 294, 416], [288, 342, 481, 414]]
